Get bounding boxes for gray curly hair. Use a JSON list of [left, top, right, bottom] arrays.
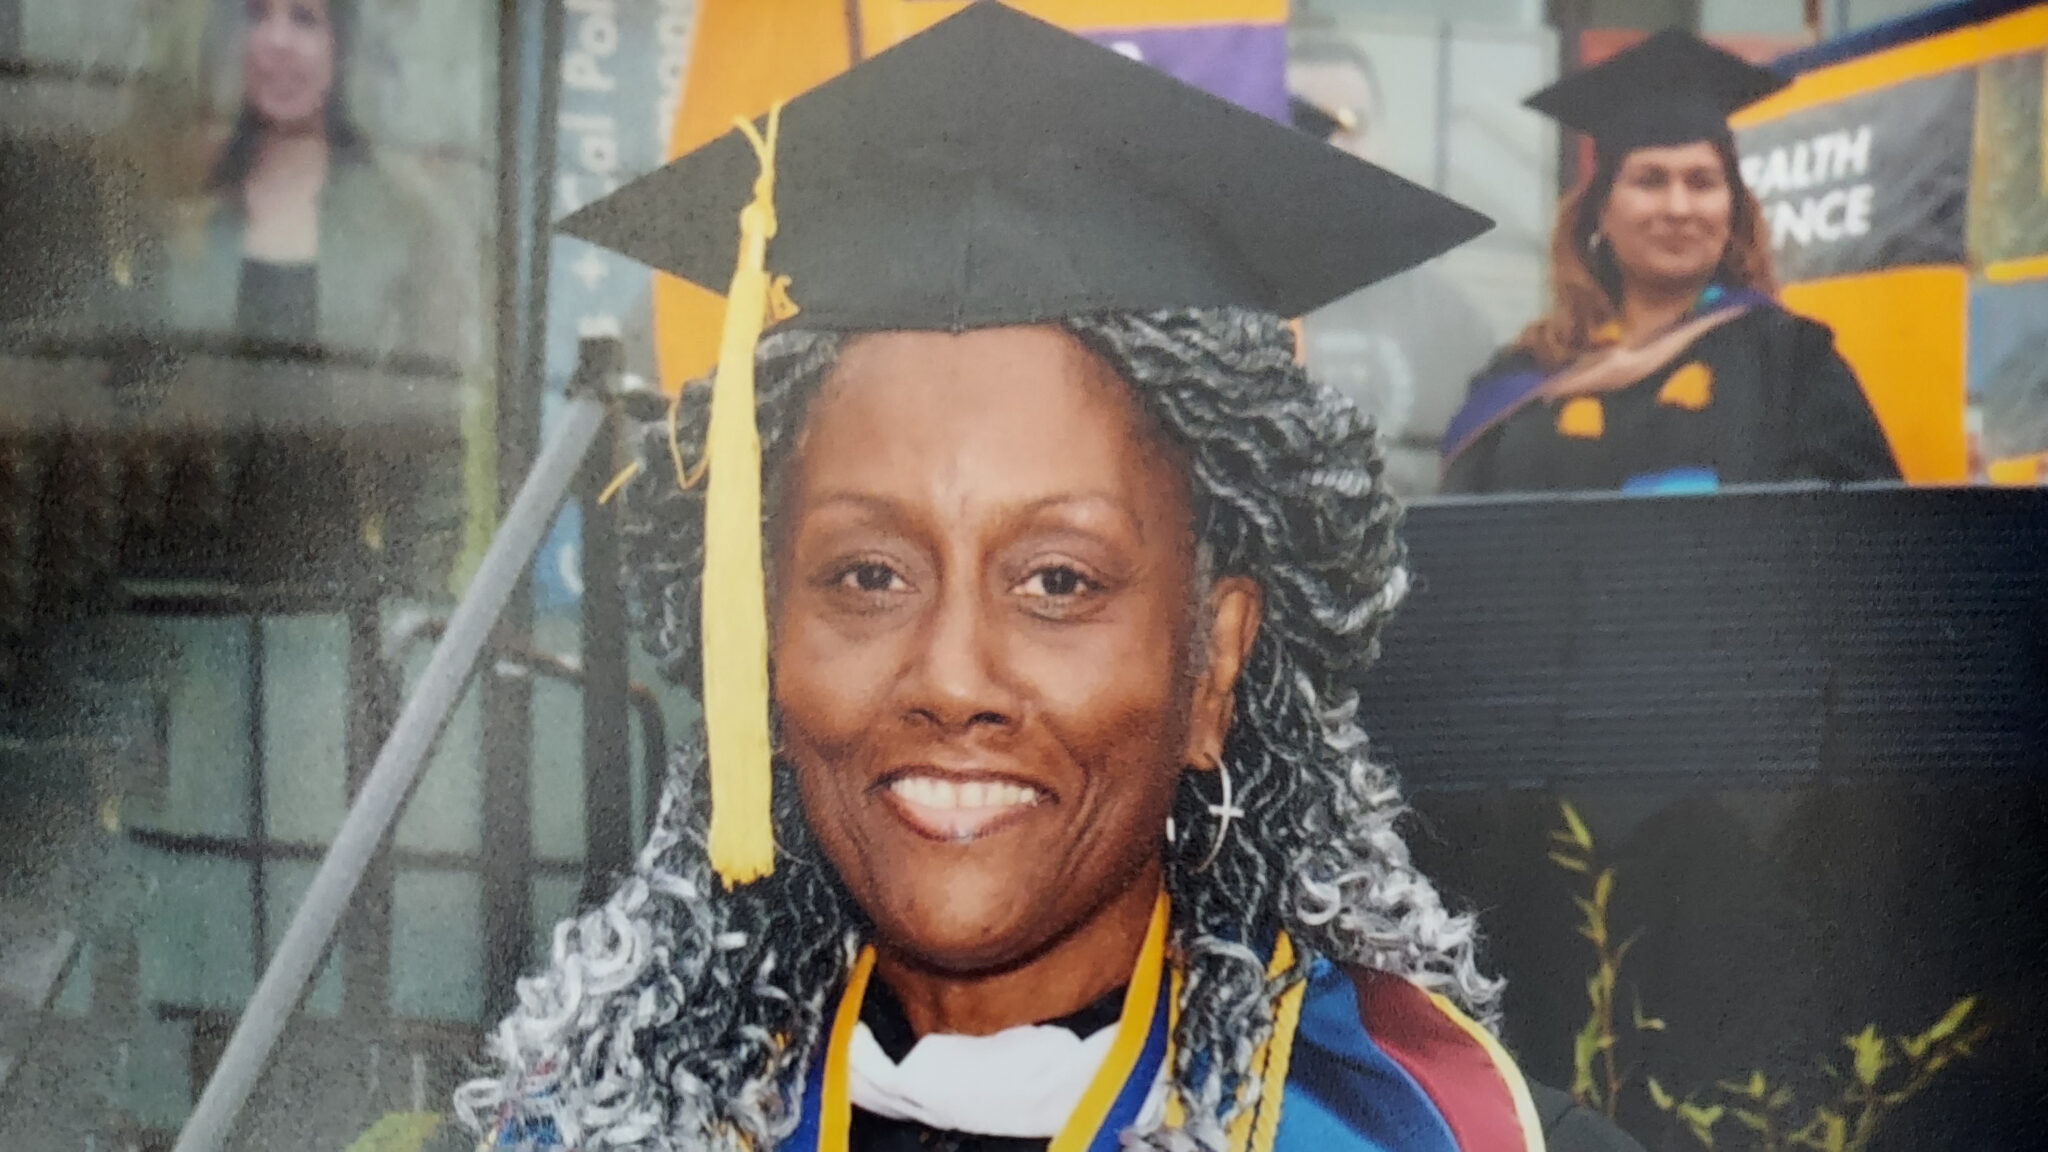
[[456, 308, 1500, 1150]]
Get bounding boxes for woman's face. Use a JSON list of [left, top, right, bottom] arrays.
[[242, 0, 337, 133], [774, 326, 1258, 975], [1597, 141, 1734, 294]]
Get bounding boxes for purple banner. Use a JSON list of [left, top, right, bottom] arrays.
[[1081, 23, 1288, 122]]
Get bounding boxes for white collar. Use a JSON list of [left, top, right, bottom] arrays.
[[847, 1018, 1167, 1138]]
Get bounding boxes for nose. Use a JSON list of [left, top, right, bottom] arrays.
[[249, 8, 289, 50], [898, 582, 1019, 735], [1666, 182, 1696, 217]]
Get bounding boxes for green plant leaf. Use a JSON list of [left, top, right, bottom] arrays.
[[1767, 1086, 1795, 1111], [340, 1113, 443, 1152], [1924, 996, 1976, 1044], [1715, 1069, 1767, 1099], [1550, 852, 1590, 874], [1647, 1077, 1675, 1111], [1731, 1107, 1771, 1133], [1594, 868, 1614, 911], [1814, 1108, 1847, 1152], [1677, 1103, 1725, 1128], [1632, 992, 1667, 1033], [1572, 897, 1607, 945], [1678, 1102, 1724, 1149], [1572, 1017, 1602, 1105], [1615, 928, 1645, 967], [1847, 1025, 1888, 1087], [1559, 801, 1594, 851]]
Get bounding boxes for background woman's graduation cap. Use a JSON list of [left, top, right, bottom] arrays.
[[1524, 28, 1790, 163], [556, 0, 1492, 885]]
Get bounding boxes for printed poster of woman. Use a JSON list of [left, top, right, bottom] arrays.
[[96, 0, 502, 587], [134, 0, 487, 374]]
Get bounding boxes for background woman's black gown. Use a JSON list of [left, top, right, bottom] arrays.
[[1442, 307, 1901, 494]]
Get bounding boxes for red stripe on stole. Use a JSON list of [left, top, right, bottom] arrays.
[[1351, 970, 1525, 1152]]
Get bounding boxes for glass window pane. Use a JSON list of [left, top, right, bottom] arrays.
[[1844, 0, 1936, 34], [262, 860, 344, 1018], [1300, 0, 1545, 30], [394, 673, 484, 856], [262, 615, 350, 846], [528, 873, 583, 974], [530, 676, 585, 862], [390, 868, 481, 1022], [17, 0, 142, 68], [153, 617, 254, 840], [126, 1011, 197, 1133], [1700, 1, 1808, 37], [137, 849, 255, 1011], [51, 941, 91, 1018]]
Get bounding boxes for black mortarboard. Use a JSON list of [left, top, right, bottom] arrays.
[[560, 1, 1490, 332], [557, 1, 1492, 888], [1524, 29, 1788, 163], [1288, 95, 1345, 143]]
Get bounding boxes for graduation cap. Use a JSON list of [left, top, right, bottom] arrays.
[[1288, 95, 1347, 142], [559, 0, 1491, 886], [1524, 28, 1789, 163]]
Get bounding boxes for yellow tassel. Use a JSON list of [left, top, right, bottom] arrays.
[[1557, 396, 1605, 439], [597, 459, 643, 505], [1657, 362, 1713, 411], [701, 104, 798, 887]]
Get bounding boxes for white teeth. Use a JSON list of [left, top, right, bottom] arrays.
[[889, 776, 1041, 810]]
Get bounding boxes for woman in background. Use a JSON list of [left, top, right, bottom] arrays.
[[1441, 31, 1899, 495], [155, 0, 460, 362]]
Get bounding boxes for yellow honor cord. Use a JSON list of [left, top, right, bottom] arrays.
[[702, 104, 796, 887], [1047, 892, 1172, 1152]]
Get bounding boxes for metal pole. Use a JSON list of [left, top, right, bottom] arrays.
[[577, 338, 634, 906], [481, 0, 567, 1024], [171, 392, 607, 1152]]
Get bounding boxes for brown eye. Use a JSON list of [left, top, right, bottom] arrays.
[[1018, 565, 1095, 598], [837, 562, 906, 594]]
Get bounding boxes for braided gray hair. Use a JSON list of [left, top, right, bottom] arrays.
[[457, 308, 1499, 1150]]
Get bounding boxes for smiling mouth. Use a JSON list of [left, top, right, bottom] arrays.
[[880, 772, 1050, 842]]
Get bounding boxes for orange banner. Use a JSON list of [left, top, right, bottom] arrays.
[[1781, 266, 1968, 484]]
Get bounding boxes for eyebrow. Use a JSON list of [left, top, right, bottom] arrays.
[[796, 490, 1146, 534]]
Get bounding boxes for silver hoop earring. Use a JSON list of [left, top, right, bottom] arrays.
[[1192, 761, 1244, 874], [1586, 231, 1606, 255]]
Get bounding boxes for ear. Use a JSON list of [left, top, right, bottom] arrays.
[[1184, 576, 1262, 772]]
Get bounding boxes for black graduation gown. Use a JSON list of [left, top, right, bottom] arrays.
[[1441, 306, 1901, 495]]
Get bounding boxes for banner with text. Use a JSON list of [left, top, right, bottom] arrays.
[[536, 0, 695, 608], [1735, 70, 1974, 284]]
